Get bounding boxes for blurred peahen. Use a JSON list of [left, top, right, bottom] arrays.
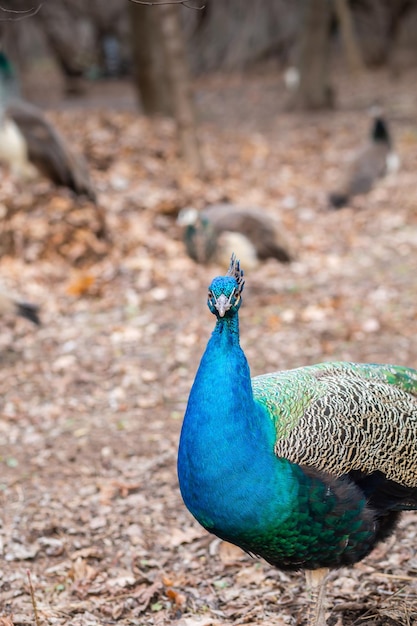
[[178, 204, 292, 269], [177, 255, 417, 626], [0, 52, 96, 201], [329, 109, 399, 209]]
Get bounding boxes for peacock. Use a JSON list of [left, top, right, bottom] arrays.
[[178, 204, 292, 269], [0, 52, 96, 201], [328, 110, 399, 209], [177, 255, 417, 626], [0, 290, 40, 325]]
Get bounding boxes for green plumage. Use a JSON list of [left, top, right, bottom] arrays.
[[254, 362, 417, 486]]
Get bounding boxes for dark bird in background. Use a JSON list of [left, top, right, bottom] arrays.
[[178, 203, 292, 269], [329, 110, 399, 209], [178, 255, 417, 626], [0, 52, 96, 202], [0, 290, 40, 325]]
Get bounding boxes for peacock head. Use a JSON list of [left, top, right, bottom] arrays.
[[207, 254, 245, 318]]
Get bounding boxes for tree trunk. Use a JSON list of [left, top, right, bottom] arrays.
[[35, 2, 86, 95], [156, 4, 202, 174], [128, 3, 172, 116], [334, 0, 364, 74], [294, 0, 333, 110]]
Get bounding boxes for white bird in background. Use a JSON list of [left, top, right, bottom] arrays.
[[0, 51, 96, 201]]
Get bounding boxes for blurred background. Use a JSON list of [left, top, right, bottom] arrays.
[[2, 1, 417, 111], [1, 2, 417, 625]]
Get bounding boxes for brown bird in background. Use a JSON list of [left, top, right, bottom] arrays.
[[178, 203, 293, 269], [328, 110, 399, 209], [0, 52, 96, 201]]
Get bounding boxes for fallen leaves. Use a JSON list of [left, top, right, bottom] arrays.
[[69, 557, 99, 584], [0, 180, 110, 264], [1, 67, 417, 626]]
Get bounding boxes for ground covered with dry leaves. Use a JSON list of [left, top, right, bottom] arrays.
[[1, 66, 417, 626]]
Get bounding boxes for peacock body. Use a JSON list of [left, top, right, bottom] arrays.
[[177, 256, 417, 624]]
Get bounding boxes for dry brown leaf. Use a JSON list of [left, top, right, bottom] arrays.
[[176, 618, 221, 626], [69, 557, 99, 582], [70, 547, 104, 561], [66, 273, 95, 296], [133, 579, 164, 612], [235, 565, 266, 586], [99, 480, 142, 504], [218, 541, 247, 566], [166, 587, 186, 607], [168, 526, 206, 547]]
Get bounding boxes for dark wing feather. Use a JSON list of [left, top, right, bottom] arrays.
[[0, 290, 40, 325], [348, 470, 417, 511], [15, 301, 40, 325]]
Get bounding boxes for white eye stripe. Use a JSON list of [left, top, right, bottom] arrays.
[[210, 289, 237, 303]]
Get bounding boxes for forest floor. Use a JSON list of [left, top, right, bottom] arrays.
[[1, 63, 417, 626]]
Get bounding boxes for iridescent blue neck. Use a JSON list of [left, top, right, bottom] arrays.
[[188, 313, 252, 429], [178, 312, 295, 539], [211, 312, 240, 341]]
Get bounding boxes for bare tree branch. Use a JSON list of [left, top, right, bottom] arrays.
[[128, 0, 205, 10], [0, 4, 38, 12], [0, 3, 42, 20]]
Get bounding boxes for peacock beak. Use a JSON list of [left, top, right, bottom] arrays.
[[215, 294, 231, 317]]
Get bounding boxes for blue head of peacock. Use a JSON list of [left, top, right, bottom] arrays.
[[207, 254, 245, 318]]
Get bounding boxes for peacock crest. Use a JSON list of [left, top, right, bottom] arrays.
[[226, 253, 245, 295]]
